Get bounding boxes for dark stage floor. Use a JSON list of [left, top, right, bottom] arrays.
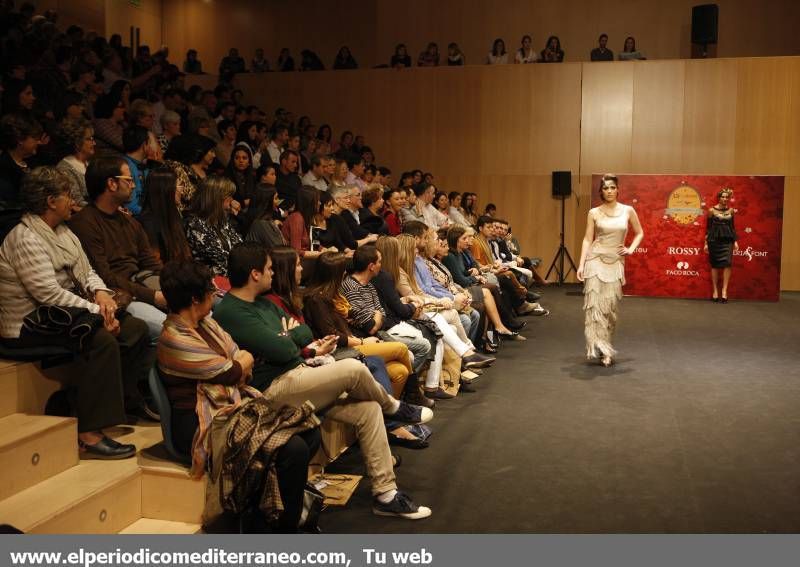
[[320, 286, 800, 533]]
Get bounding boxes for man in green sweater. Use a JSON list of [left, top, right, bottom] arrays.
[[213, 242, 433, 520]]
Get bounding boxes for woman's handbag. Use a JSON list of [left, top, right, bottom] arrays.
[[298, 483, 325, 533]]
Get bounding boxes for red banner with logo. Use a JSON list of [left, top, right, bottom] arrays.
[[590, 174, 784, 301]]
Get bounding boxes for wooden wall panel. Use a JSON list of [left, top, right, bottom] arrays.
[[734, 58, 795, 174], [681, 59, 738, 173], [580, 63, 634, 175], [631, 61, 686, 173], [529, 64, 582, 175], [433, 69, 483, 176], [104, 0, 162, 51]]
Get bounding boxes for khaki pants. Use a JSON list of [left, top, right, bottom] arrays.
[[264, 359, 397, 495]]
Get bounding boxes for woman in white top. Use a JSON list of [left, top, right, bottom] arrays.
[[514, 35, 539, 64], [618, 37, 647, 61], [486, 38, 508, 65], [577, 174, 644, 367]]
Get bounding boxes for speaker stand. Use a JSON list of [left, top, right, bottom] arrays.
[[545, 195, 578, 285]]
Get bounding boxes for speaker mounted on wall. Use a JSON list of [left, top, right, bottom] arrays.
[[692, 4, 719, 45], [552, 171, 572, 198]]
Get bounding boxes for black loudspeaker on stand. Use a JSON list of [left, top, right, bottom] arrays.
[[546, 171, 578, 284]]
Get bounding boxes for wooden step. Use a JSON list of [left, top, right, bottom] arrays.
[[119, 518, 201, 534], [0, 414, 77, 501], [0, 360, 63, 418], [0, 459, 141, 534], [140, 457, 205, 524]]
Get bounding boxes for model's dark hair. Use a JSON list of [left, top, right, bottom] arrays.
[[447, 225, 468, 252], [597, 173, 619, 196], [295, 186, 320, 228], [304, 251, 350, 301]]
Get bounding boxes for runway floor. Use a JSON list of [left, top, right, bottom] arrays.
[[320, 286, 800, 533]]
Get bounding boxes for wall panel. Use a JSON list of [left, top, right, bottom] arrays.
[[681, 59, 738, 173], [631, 61, 686, 173], [580, 63, 634, 175]]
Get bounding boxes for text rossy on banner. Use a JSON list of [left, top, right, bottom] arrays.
[[590, 174, 784, 301]]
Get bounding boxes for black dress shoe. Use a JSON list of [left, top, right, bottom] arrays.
[[526, 291, 542, 302], [79, 436, 137, 460], [387, 432, 429, 450], [462, 352, 496, 369], [507, 320, 527, 332]]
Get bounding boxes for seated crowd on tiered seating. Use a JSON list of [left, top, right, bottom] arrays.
[[0, 3, 551, 530]]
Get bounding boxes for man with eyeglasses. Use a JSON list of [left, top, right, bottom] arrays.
[[69, 156, 167, 364]]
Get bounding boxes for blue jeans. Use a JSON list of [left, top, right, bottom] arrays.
[[126, 301, 167, 343], [364, 356, 402, 431]]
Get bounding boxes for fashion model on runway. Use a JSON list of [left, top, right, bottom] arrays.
[[704, 188, 738, 303], [577, 174, 644, 367]]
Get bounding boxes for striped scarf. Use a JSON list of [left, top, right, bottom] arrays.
[[158, 313, 261, 477]]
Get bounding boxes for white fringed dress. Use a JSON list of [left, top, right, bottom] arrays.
[[582, 205, 631, 359]]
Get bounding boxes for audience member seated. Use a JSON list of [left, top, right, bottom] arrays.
[[402, 223, 484, 349], [163, 133, 217, 209], [225, 145, 258, 205], [440, 225, 522, 342], [266, 124, 288, 166], [390, 44, 412, 69], [282, 186, 326, 260], [212, 243, 433, 519], [92, 90, 126, 152], [360, 185, 389, 235], [183, 49, 203, 74], [215, 119, 237, 168], [243, 184, 286, 249], [156, 260, 321, 533], [590, 34, 614, 61], [276, 48, 295, 72], [446, 43, 465, 66], [447, 192, 470, 226], [0, 113, 42, 220], [418, 43, 440, 67], [251, 48, 270, 72], [0, 167, 152, 458], [327, 185, 378, 252], [487, 38, 509, 65], [128, 99, 156, 131], [55, 117, 95, 210], [619, 36, 646, 61], [138, 166, 193, 264], [494, 218, 547, 287], [433, 191, 450, 220], [275, 150, 302, 210], [442, 224, 524, 331], [514, 35, 539, 63], [68, 155, 167, 340], [121, 125, 152, 215], [462, 192, 479, 226], [300, 49, 325, 71], [333, 46, 358, 70], [329, 158, 349, 190], [541, 36, 565, 63], [157, 110, 181, 152], [219, 48, 246, 76], [472, 216, 542, 317], [301, 154, 329, 192], [383, 187, 406, 236], [184, 176, 243, 278]]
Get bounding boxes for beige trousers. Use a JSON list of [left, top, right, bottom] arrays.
[[264, 358, 397, 494]]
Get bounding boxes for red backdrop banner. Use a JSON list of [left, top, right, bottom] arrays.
[[590, 174, 784, 301]]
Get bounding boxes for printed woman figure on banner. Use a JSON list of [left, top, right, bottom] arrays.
[[704, 187, 738, 303], [577, 174, 644, 367]]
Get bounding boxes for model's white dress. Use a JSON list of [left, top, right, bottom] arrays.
[[583, 205, 630, 359]]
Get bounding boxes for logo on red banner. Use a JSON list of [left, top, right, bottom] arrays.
[[591, 174, 784, 301]]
